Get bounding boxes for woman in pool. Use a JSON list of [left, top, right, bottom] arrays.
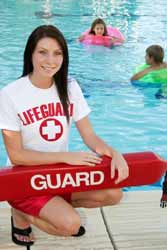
[[0, 25, 129, 247], [78, 18, 125, 45]]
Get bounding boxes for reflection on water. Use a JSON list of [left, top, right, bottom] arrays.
[[35, 0, 54, 19]]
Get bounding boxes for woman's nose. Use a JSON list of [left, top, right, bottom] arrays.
[[46, 54, 55, 64]]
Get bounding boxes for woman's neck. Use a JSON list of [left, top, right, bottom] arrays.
[[29, 73, 53, 89]]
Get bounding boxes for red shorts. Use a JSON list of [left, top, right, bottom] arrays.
[[8, 193, 72, 217]]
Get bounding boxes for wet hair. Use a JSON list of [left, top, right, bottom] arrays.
[[146, 45, 164, 64], [89, 18, 108, 36], [21, 25, 70, 122]]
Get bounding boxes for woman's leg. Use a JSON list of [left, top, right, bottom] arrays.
[[71, 188, 123, 208], [12, 188, 122, 243], [12, 196, 81, 243], [38, 196, 81, 235]]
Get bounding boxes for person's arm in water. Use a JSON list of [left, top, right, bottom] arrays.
[[130, 63, 167, 81], [76, 116, 129, 184], [130, 66, 154, 81], [78, 34, 86, 42], [109, 36, 125, 44]]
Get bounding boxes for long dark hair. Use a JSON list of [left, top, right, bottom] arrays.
[[89, 18, 108, 36], [22, 25, 70, 122]]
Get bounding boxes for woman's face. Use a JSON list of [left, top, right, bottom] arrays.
[[32, 37, 63, 79], [93, 24, 105, 35]]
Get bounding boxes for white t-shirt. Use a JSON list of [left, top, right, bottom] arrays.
[[0, 76, 90, 158]]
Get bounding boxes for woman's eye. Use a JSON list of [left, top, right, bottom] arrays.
[[39, 50, 46, 54], [54, 51, 63, 56]]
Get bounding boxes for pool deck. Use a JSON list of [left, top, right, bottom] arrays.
[[0, 190, 167, 250]]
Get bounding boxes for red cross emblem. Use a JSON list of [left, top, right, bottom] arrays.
[[39, 118, 63, 141]]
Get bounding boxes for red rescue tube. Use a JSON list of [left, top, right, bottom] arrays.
[[0, 152, 166, 201]]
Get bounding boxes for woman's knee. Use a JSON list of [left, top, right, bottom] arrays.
[[64, 214, 81, 235], [46, 212, 81, 236], [57, 213, 81, 235], [38, 198, 82, 236], [37, 212, 81, 236], [105, 188, 123, 205], [93, 188, 123, 206]]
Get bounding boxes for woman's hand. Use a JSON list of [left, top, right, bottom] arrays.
[[110, 151, 129, 184], [65, 152, 102, 166]]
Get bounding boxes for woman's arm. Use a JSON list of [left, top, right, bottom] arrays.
[[76, 116, 129, 183], [2, 129, 101, 166], [2, 129, 71, 165]]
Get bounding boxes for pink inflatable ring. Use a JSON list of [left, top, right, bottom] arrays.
[[80, 26, 125, 47]]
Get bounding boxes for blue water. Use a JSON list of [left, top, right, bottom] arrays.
[[0, 0, 167, 190]]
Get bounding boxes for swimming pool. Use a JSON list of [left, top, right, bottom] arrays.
[[0, 0, 167, 190]]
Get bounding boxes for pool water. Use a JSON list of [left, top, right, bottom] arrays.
[[0, 0, 167, 190]]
